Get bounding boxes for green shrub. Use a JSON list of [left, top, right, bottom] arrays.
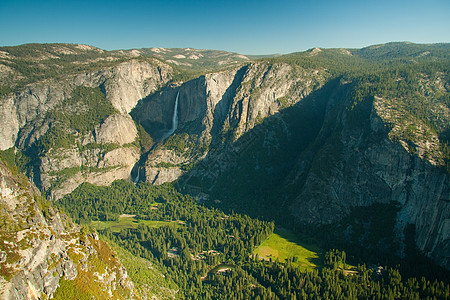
[[0, 148, 17, 173]]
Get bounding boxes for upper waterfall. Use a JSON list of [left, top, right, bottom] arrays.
[[161, 90, 180, 140]]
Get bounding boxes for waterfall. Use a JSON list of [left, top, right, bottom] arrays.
[[132, 90, 179, 184], [161, 90, 180, 140], [133, 166, 140, 185]]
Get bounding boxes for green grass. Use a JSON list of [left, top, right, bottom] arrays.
[[91, 216, 177, 233], [253, 228, 322, 271], [52, 277, 92, 300]]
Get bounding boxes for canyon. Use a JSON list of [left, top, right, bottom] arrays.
[[0, 42, 449, 296]]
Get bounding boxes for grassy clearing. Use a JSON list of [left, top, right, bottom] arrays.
[[253, 228, 322, 271], [91, 216, 175, 233]]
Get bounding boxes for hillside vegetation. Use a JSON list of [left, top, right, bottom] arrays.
[[57, 179, 450, 299], [0, 151, 139, 299]]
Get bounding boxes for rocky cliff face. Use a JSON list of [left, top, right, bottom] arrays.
[[36, 112, 141, 200], [1, 57, 173, 199], [132, 62, 328, 185], [0, 159, 135, 299], [286, 84, 449, 268], [103, 59, 172, 114], [40, 142, 140, 200], [1, 58, 171, 151]]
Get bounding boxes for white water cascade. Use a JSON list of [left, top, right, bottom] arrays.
[[161, 90, 180, 140], [132, 90, 180, 185], [133, 166, 140, 185]]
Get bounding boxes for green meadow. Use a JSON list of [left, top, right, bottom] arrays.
[[253, 228, 322, 271]]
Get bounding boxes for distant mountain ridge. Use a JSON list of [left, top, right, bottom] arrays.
[[118, 47, 251, 71], [352, 41, 450, 60]]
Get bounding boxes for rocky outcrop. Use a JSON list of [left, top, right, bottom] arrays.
[[40, 146, 140, 200], [95, 114, 138, 145], [146, 167, 185, 186], [103, 59, 172, 114], [0, 82, 68, 150], [0, 160, 135, 299], [0, 97, 19, 150], [221, 62, 326, 140]]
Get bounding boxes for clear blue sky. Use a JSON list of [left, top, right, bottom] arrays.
[[1, 0, 449, 55]]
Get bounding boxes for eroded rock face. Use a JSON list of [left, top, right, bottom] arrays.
[[104, 59, 172, 114], [95, 114, 138, 145], [40, 146, 140, 200], [287, 88, 450, 269], [146, 167, 185, 186], [0, 160, 135, 299], [0, 97, 19, 150], [0, 58, 172, 200]]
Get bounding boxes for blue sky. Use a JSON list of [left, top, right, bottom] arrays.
[[1, 0, 449, 54]]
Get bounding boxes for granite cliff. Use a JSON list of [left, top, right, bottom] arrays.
[[0, 45, 173, 199], [130, 48, 449, 269], [131, 61, 327, 185]]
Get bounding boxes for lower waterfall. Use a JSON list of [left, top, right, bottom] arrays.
[[132, 90, 180, 184]]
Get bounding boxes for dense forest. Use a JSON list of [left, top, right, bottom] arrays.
[[58, 181, 450, 299]]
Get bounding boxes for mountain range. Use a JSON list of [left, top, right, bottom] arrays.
[[0, 42, 449, 299]]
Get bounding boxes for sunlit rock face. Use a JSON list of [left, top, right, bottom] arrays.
[[0, 58, 171, 199], [0, 160, 134, 299]]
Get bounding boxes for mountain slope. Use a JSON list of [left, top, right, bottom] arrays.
[[120, 47, 251, 73], [0, 150, 137, 299], [0, 44, 175, 199]]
